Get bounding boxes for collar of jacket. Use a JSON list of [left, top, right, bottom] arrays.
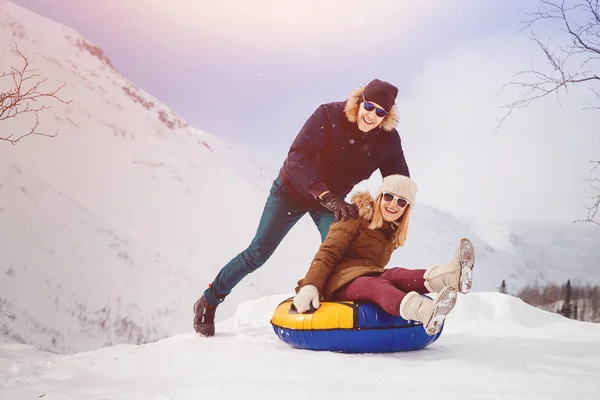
[[342, 116, 385, 139]]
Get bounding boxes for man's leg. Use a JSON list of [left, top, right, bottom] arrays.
[[308, 207, 335, 242], [203, 177, 308, 305]]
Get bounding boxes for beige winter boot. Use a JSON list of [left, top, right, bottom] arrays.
[[399, 286, 458, 336], [424, 238, 475, 294]]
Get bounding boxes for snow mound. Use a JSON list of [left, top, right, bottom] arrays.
[[218, 293, 293, 332], [221, 292, 600, 343], [1, 292, 599, 400], [446, 292, 600, 340]]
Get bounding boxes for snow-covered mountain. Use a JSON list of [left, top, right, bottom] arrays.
[[1, 1, 599, 355]]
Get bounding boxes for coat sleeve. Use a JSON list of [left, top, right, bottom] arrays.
[[299, 218, 363, 292], [379, 131, 410, 178], [284, 105, 331, 199]]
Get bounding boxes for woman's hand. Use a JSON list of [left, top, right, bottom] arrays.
[[293, 284, 320, 313]]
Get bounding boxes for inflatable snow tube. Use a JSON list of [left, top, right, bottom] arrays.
[[270, 298, 444, 353]]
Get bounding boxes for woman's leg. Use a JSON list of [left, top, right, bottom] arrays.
[[333, 275, 407, 316], [379, 267, 430, 295]]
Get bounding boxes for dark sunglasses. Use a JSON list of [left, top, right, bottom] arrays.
[[382, 192, 409, 208], [362, 94, 388, 118]]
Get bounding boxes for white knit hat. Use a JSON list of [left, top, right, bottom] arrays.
[[376, 174, 418, 205]]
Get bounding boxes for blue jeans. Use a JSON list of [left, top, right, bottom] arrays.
[[203, 176, 335, 305]]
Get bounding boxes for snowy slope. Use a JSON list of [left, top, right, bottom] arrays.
[[457, 217, 600, 290], [0, 0, 599, 356], [1, 293, 599, 400], [506, 221, 600, 284], [0, 0, 304, 354]]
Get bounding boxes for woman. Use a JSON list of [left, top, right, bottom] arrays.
[[292, 174, 475, 336]]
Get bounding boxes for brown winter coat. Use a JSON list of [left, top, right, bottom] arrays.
[[295, 191, 399, 299]]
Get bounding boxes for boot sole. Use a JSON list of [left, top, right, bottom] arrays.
[[425, 287, 458, 336], [458, 238, 475, 294], [195, 326, 215, 337]]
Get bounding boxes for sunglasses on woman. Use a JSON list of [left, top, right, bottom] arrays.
[[362, 94, 388, 118], [382, 192, 409, 208]]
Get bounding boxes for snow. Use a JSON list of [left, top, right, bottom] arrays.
[[0, 2, 599, 397], [1, 293, 599, 399]]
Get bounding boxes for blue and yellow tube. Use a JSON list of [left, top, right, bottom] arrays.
[[270, 298, 444, 353]]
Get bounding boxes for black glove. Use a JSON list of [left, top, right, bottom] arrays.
[[319, 192, 359, 222]]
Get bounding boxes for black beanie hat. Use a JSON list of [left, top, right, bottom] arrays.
[[362, 79, 398, 112]]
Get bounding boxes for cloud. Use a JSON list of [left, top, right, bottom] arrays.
[[87, 0, 467, 61]]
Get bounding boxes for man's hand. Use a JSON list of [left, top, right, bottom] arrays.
[[293, 284, 320, 313], [319, 192, 359, 222]]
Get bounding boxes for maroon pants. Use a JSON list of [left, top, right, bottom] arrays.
[[332, 267, 428, 316]]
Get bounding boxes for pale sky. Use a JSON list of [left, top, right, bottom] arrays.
[[11, 0, 600, 224]]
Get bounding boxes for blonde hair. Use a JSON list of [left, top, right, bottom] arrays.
[[367, 194, 411, 248]]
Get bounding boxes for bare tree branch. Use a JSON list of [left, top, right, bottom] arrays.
[[0, 300, 14, 326], [0, 43, 72, 145], [0, 311, 11, 325], [498, 0, 600, 224], [497, 0, 600, 130], [575, 161, 600, 225]]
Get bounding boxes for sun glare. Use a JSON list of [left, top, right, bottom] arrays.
[[112, 0, 453, 54]]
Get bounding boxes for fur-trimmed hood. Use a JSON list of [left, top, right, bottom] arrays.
[[296, 189, 400, 299], [350, 191, 376, 221], [343, 85, 399, 132]]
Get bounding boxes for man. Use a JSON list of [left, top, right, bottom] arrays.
[[193, 78, 410, 336]]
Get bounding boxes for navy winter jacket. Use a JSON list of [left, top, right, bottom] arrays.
[[279, 101, 410, 204]]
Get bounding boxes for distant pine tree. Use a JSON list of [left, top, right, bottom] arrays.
[[560, 279, 573, 319], [499, 280, 507, 294]]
